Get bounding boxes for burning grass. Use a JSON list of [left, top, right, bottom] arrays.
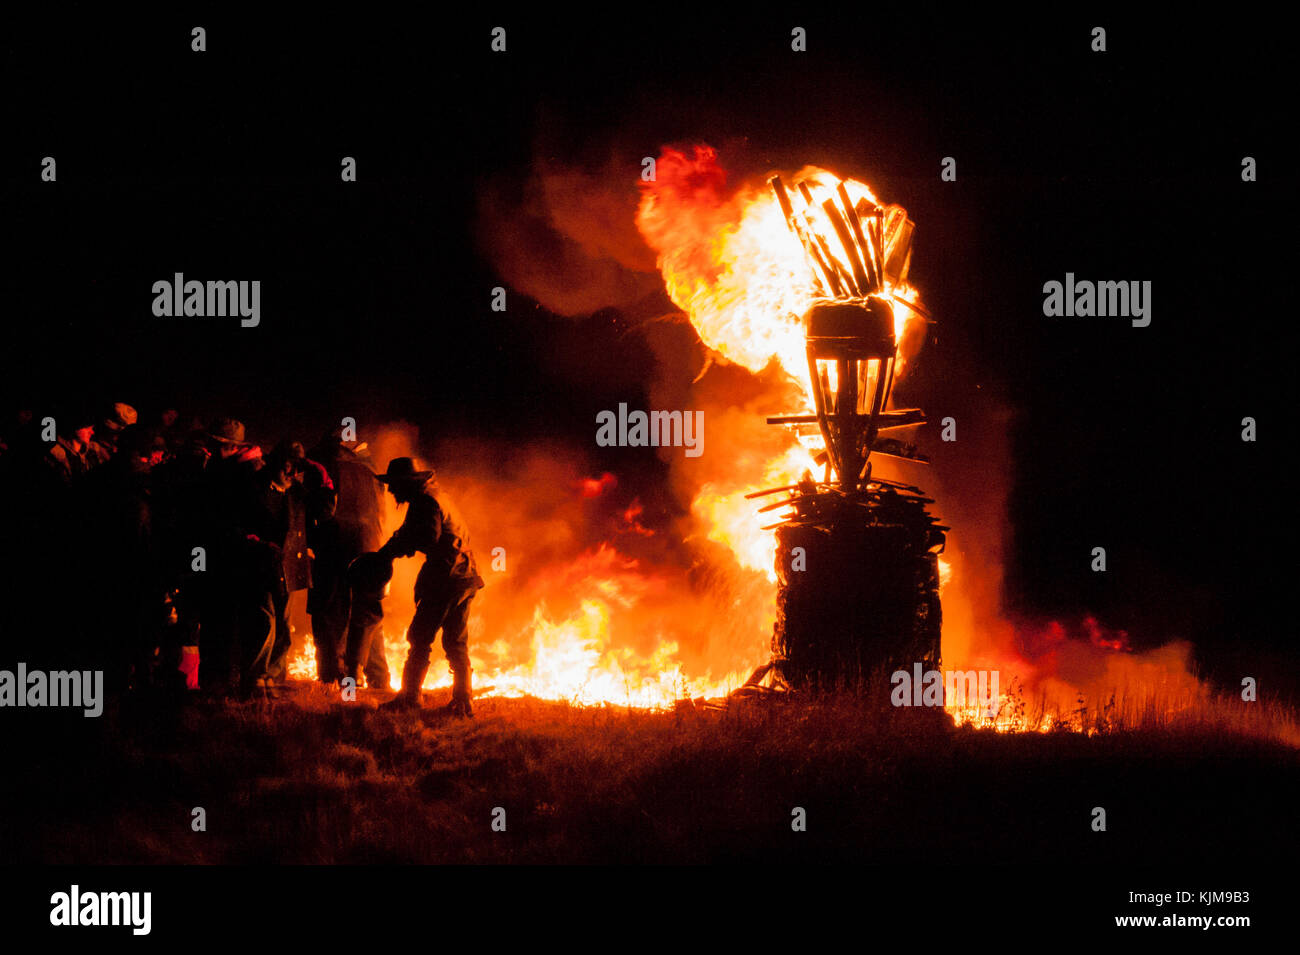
[[947, 674, 1300, 744], [4, 678, 1297, 865]]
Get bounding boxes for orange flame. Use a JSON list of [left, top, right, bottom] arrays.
[[635, 146, 922, 394], [285, 145, 1297, 744], [287, 148, 930, 708], [635, 146, 931, 585]]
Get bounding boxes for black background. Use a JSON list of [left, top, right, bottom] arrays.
[[2, 12, 1292, 689]]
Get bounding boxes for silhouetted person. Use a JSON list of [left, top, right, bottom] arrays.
[[308, 489, 388, 687], [343, 551, 393, 689], [258, 441, 313, 684], [45, 410, 97, 487], [374, 458, 483, 716], [83, 425, 168, 691], [88, 401, 137, 467], [308, 488, 349, 683], [152, 429, 213, 694], [198, 417, 272, 698], [308, 433, 385, 685]]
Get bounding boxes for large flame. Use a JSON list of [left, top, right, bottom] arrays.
[[636, 146, 928, 586], [290, 146, 992, 715], [284, 144, 1295, 744], [635, 145, 920, 396], [291, 146, 907, 707]]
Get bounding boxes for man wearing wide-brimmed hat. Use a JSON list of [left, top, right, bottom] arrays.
[[256, 439, 316, 685], [44, 408, 98, 486], [374, 457, 483, 716], [206, 416, 248, 454], [196, 415, 274, 697], [88, 401, 138, 466]]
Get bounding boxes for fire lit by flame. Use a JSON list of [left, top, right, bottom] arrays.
[[635, 146, 923, 401]]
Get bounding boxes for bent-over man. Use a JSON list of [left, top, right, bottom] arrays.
[[375, 457, 483, 716]]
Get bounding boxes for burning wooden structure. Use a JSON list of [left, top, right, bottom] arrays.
[[743, 175, 947, 690]]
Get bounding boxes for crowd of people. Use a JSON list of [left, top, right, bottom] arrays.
[[0, 403, 396, 701]]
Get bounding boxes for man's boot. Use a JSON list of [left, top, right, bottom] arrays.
[[381, 655, 429, 710], [445, 664, 473, 718]]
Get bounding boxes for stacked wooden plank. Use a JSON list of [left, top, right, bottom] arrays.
[[769, 174, 917, 301]]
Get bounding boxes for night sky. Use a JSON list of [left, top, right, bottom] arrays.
[[3, 14, 1291, 687]]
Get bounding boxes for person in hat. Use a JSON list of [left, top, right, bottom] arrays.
[[206, 416, 248, 456], [254, 440, 315, 685], [89, 401, 138, 467], [374, 457, 483, 716], [196, 415, 274, 697], [44, 409, 98, 487]]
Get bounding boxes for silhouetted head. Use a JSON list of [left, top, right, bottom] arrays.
[[374, 456, 432, 504]]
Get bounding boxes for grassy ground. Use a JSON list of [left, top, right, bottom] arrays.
[[3, 682, 1298, 864]]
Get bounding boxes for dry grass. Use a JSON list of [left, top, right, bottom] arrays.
[[3, 680, 1298, 864], [948, 675, 1300, 745]]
